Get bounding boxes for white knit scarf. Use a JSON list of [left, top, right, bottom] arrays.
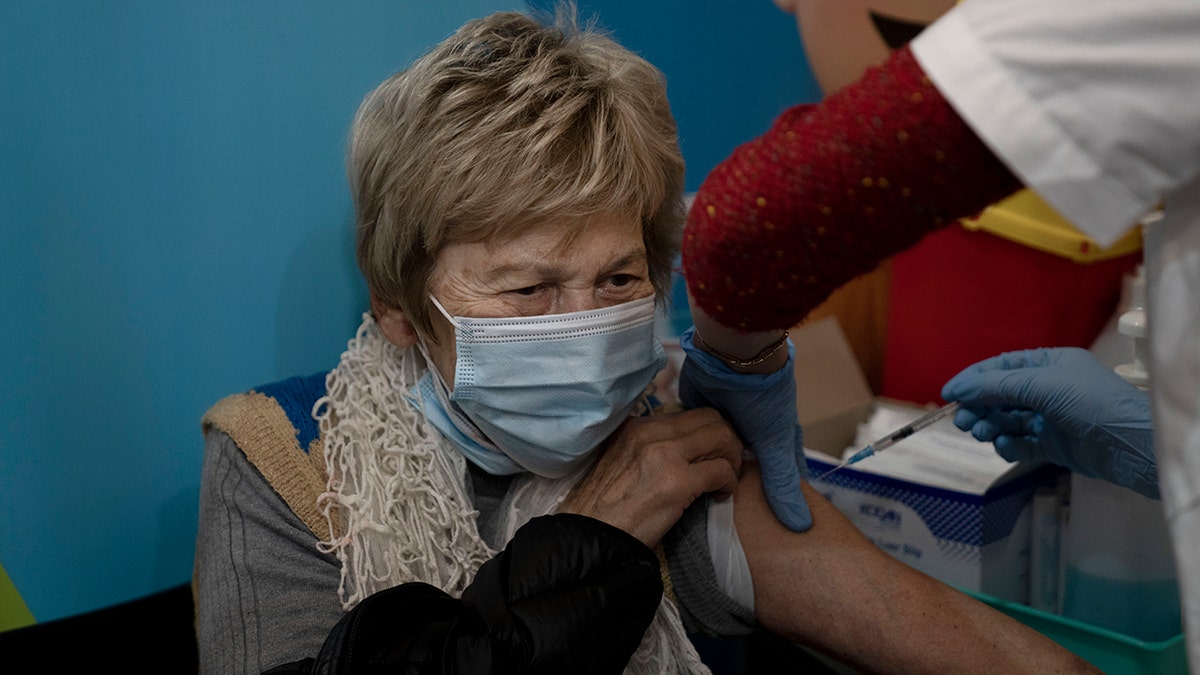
[[314, 313, 710, 674]]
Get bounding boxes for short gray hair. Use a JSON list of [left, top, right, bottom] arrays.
[[350, 9, 685, 337]]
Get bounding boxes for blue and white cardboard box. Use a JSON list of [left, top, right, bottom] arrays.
[[791, 316, 1064, 603], [805, 450, 1062, 604]]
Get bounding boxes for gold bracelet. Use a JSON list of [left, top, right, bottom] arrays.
[[694, 329, 790, 368]]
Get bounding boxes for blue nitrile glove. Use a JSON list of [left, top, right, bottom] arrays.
[[678, 327, 813, 531], [942, 347, 1159, 499]]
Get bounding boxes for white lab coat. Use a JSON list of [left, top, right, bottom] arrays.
[[912, 0, 1200, 670]]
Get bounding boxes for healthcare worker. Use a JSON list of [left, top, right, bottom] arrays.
[[681, 0, 1200, 668]]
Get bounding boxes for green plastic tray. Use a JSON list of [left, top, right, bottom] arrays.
[[966, 590, 1186, 674]]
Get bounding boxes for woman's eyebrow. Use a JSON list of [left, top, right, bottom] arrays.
[[482, 261, 545, 282], [601, 250, 649, 274], [482, 249, 647, 283]]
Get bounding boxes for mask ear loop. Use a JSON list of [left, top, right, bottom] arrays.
[[418, 294, 460, 390], [413, 300, 503, 455], [412, 334, 437, 383], [427, 294, 462, 330], [410, 295, 454, 394], [409, 311, 456, 417]]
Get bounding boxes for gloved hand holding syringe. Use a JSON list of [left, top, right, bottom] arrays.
[[814, 402, 961, 480]]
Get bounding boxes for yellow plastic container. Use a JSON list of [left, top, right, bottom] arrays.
[[961, 189, 1143, 263]]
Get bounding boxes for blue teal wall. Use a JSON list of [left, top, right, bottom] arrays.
[[0, 1, 817, 624]]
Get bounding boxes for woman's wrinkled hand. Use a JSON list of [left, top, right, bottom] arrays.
[[560, 407, 743, 548]]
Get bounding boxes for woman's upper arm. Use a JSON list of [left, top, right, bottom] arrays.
[[195, 430, 343, 674]]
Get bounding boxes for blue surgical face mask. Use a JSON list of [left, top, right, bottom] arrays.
[[411, 294, 667, 478]]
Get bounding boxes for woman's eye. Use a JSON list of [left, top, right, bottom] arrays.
[[608, 274, 638, 288], [510, 284, 544, 296]]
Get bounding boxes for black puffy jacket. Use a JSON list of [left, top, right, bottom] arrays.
[[266, 514, 663, 675]]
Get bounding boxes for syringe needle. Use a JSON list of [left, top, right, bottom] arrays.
[[811, 402, 960, 481], [812, 444, 876, 480], [865, 401, 960, 457]]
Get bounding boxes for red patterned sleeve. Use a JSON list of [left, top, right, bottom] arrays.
[[681, 46, 1021, 332]]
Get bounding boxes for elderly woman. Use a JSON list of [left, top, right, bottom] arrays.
[[194, 9, 1097, 675]]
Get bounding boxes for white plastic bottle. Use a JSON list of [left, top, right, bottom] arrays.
[[1061, 264, 1181, 641]]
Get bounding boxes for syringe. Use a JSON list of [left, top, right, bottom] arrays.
[[813, 401, 961, 480]]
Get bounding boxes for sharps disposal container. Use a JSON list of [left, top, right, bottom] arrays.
[[881, 189, 1143, 405]]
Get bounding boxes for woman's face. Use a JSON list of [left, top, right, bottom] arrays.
[[421, 214, 654, 388]]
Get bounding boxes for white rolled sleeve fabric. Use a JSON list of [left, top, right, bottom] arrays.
[[912, 0, 1200, 248]]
